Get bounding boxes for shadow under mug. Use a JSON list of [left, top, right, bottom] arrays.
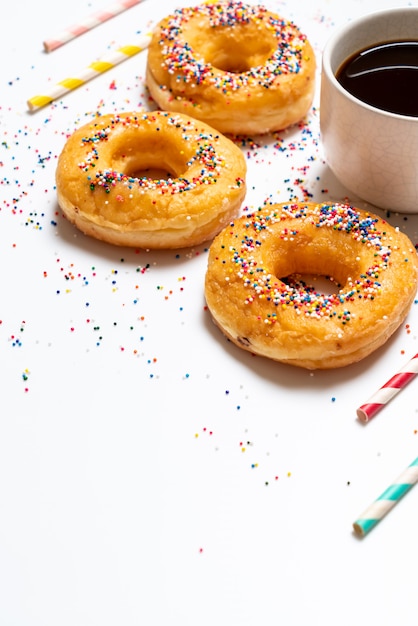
[[320, 7, 418, 213]]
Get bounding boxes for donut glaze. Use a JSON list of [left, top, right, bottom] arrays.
[[205, 202, 418, 369], [55, 111, 247, 249], [146, 1, 316, 135]]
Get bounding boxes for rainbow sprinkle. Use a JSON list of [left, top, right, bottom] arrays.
[[77, 112, 244, 194], [227, 203, 395, 324], [156, 2, 307, 92]]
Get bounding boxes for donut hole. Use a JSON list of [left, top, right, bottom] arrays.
[[186, 27, 277, 73], [272, 235, 361, 296], [280, 273, 342, 296], [278, 261, 354, 296], [127, 166, 176, 180], [111, 150, 189, 182]]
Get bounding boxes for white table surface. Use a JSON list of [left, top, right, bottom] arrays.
[[2, 0, 418, 624]]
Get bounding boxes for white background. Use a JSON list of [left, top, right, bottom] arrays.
[[1, 0, 418, 624]]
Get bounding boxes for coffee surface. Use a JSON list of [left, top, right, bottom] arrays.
[[336, 41, 418, 117]]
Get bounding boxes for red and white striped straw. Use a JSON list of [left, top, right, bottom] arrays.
[[357, 353, 418, 422], [43, 0, 145, 52]]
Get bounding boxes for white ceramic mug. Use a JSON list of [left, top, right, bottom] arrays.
[[320, 7, 418, 213]]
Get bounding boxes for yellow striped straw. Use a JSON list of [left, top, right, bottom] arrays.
[[28, 33, 152, 111]]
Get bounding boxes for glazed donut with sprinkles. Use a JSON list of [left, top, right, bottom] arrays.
[[204, 202, 418, 369], [55, 111, 247, 249], [146, 1, 316, 135]]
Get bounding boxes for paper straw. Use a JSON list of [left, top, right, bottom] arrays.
[[353, 457, 418, 536], [27, 34, 152, 112], [356, 353, 418, 423], [43, 0, 145, 52]]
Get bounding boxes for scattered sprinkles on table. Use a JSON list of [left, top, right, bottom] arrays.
[[1, 0, 417, 522], [2, 6, 418, 623]]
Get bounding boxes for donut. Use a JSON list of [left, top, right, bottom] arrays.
[[55, 111, 246, 249], [204, 201, 418, 369], [146, 1, 316, 135]]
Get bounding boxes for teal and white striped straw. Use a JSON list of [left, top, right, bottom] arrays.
[[353, 457, 418, 537]]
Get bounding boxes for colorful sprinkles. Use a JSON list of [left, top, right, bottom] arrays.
[[76, 112, 245, 194], [226, 203, 396, 324], [156, 1, 307, 91]]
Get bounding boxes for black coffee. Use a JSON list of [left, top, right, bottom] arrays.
[[336, 41, 418, 117]]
